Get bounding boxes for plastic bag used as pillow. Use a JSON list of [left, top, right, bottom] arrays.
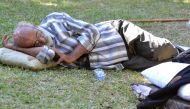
[[178, 83, 190, 101], [0, 48, 57, 70], [141, 62, 189, 88]]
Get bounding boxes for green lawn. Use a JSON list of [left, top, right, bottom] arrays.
[[0, 0, 190, 109]]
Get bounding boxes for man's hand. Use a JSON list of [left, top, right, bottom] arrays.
[[2, 35, 14, 49], [51, 47, 69, 64]]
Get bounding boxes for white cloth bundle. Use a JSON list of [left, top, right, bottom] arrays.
[[141, 62, 190, 101]]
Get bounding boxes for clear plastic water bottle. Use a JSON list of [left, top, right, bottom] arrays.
[[93, 68, 106, 80]]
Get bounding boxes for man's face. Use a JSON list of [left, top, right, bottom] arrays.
[[14, 26, 48, 48], [33, 29, 48, 47]]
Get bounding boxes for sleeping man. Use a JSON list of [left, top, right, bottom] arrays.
[[2, 12, 179, 70]]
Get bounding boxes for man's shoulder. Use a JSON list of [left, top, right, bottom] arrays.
[[46, 12, 70, 18]]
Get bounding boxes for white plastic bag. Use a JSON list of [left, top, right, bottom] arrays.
[[178, 83, 190, 101]]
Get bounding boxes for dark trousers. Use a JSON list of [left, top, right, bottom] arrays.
[[110, 20, 179, 70]]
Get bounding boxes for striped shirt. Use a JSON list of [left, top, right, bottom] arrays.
[[37, 12, 128, 69]]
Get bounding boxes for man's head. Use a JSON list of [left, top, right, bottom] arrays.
[[13, 22, 48, 48]]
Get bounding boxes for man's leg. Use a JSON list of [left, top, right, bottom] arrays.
[[111, 19, 179, 61], [110, 20, 179, 70]]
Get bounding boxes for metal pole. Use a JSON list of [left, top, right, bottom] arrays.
[[128, 18, 189, 23]]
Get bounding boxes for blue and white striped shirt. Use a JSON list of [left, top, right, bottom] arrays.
[[37, 12, 128, 69]]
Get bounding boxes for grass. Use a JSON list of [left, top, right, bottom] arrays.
[[0, 0, 190, 109]]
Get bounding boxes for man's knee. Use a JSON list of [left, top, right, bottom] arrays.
[[134, 35, 179, 61]]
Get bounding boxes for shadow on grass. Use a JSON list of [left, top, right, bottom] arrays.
[[172, 0, 190, 3], [31, 0, 81, 9]]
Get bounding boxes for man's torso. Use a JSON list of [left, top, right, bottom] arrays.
[[38, 12, 128, 69]]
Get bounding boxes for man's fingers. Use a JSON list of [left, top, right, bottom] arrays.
[[56, 58, 63, 65], [50, 47, 63, 64], [2, 35, 9, 46], [2, 35, 9, 43], [2, 35, 8, 40], [2, 35, 6, 42], [51, 47, 67, 64]]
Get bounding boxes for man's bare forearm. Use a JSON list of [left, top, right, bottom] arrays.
[[66, 43, 87, 63], [9, 46, 43, 57], [53, 43, 88, 64]]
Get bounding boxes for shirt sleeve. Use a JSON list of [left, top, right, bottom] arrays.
[[63, 13, 100, 51], [36, 46, 55, 64], [40, 12, 100, 52]]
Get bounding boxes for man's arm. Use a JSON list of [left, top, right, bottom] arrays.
[[2, 35, 43, 57], [40, 12, 100, 52], [9, 46, 43, 57], [52, 43, 87, 64]]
